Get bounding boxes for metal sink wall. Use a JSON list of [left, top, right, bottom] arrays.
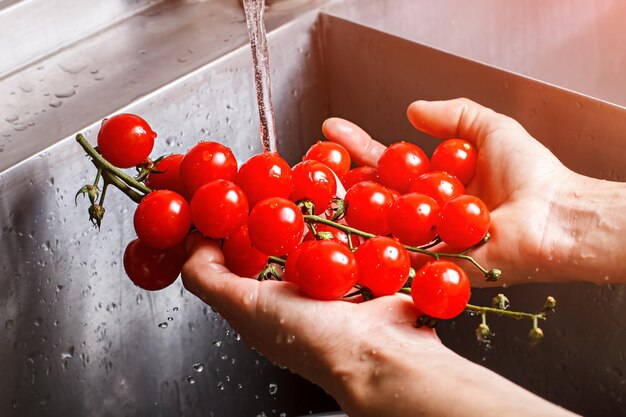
[[1, 1, 626, 416]]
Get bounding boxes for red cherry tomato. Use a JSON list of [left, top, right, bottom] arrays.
[[377, 142, 430, 193], [436, 195, 490, 248], [134, 190, 191, 249], [284, 241, 306, 283], [248, 197, 304, 256], [291, 160, 337, 215], [123, 239, 186, 291], [387, 193, 439, 246], [303, 223, 360, 249], [408, 171, 465, 207], [411, 260, 470, 319], [145, 154, 185, 196], [180, 141, 237, 198], [222, 225, 268, 277], [303, 141, 351, 178], [341, 166, 379, 190], [190, 180, 249, 238], [344, 181, 394, 235], [235, 152, 293, 208], [284, 240, 358, 300], [355, 237, 410, 297], [97, 114, 156, 168], [430, 139, 477, 186]]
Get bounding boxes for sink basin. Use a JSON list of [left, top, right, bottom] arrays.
[[1, 1, 625, 416]]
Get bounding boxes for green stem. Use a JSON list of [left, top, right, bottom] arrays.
[[269, 256, 286, 266], [101, 170, 144, 204], [303, 215, 490, 274], [76, 134, 152, 195], [98, 181, 109, 207], [465, 303, 546, 321]]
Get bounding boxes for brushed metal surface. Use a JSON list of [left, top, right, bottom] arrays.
[[2, 1, 626, 416], [321, 14, 626, 416], [325, 0, 626, 108], [0, 9, 335, 417]]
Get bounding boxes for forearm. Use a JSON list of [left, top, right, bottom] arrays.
[[325, 330, 576, 417], [546, 173, 626, 283]]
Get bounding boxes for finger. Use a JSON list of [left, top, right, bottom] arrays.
[[181, 237, 261, 315], [406, 98, 523, 148], [322, 117, 386, 167]]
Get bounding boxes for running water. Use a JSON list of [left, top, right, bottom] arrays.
[[242, 0, 278, 153]]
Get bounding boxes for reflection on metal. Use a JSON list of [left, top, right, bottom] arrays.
[[1, 1, 626, 416]]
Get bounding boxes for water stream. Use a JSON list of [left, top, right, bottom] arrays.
[[242, 0, 278, 153]]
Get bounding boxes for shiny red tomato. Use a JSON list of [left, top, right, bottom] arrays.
[[235, 152, 293, 208], [290, 160, 337, 215], [145, 154, 185, 196], [355, 237, 410, 297], [222, 225, 268, 277], [430, 139, 477, 185], [303, 141, 351, 178], [408, 171, 465, 207], [377, 142, 430, 193], [98, 114, 156, 168], [303, 223, 360, 249], [180, 141, 237, 198], [284, 240, 358, 300], [123, 239, 186, 291], [411, 260, 470, 319], [247, 197, 304, 256], [436, 195, 490, 248], [387, 193, 439, 246], [190, 180, 249, 238], [341, 166, 379, 190], [344, 181, 394, 235], [134, 190, 191, 249]]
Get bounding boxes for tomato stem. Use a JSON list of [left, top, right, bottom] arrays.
[[303, 214, 494, 278], [76, 134, 153, 195], [465, 303, 547, 321], [268, 256, 286, 266]]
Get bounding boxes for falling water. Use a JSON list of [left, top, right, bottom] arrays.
[[242, 0, 278, 153]]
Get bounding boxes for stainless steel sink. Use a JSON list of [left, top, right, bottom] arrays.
[[1, 1, 625, 416]]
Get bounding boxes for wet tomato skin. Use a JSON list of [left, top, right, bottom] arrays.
[[98, 114, 156, 168], [133, 190, 191, 250], [123, 239, 186, 291]]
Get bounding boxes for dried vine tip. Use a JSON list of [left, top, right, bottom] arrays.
[[542, 296, 557, 312], [330, 197, 347, 221], [88, 204, 105, 229], [75, 184, 100, 205], [415, 315, 437, 329], [482, 232, 491, 243], [297, 200, 315, 215], [491, 294, 510, 310], [528, 327, 544, 344], [485, 268, 501, 282], [475, 323, 492, 343]]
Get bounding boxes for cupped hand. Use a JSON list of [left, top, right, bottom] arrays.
[[323, 98, 575, 286], [181, 237, 440, 410]]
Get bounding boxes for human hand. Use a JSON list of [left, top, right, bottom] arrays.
[[323, 98, 586, 286]]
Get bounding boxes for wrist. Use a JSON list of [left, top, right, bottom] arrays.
[[544, 173, 626, 283]]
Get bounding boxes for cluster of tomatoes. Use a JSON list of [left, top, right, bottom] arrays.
[[96, 113, 490, 320]]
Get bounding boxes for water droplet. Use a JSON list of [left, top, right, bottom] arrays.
[[268, 383, 278, 395], [167, 316, 173, 322], [56, 285, 63, 292], [59, 63, 87, 74], [193, 362, 204, 372], [54, 89, 76, 99], [19, 85, 33, 93], [158, 322, 168, 329], [212, 340, 222, 347], [5, 114, 19, 123], [186, 376, 196, 384], [177, 57, 189, 63], [49, 100, 62, 108], [173, 307, 179, 312], [34, 317, 43, 326], [14, 124, 27, 131], [5, 319, 14, 329], [61, 346, 75, 359]]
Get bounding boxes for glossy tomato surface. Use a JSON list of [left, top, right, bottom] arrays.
[[134, 190, 191, 249], [123, 239, 186, 291], [247, 197, 304, 256], [387, 193, 439, 246], [235, 152, 293, 207], [355, 237, 411, 297], [344, 181, 394, 235], [411, 260, 470, 319], [145, 154, 185, 196], [436, 194, 490, 249], [190, 180, 249, 238], [222, 225, 268, 277], [98, 114, 156, 168], [377, 141, 429, 193], [409, 171, 465, 207], [303, 141, 351, 178], [180, 141, 237, 197], [290, 160, 337, 215], [430, 139, 477, 186]]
